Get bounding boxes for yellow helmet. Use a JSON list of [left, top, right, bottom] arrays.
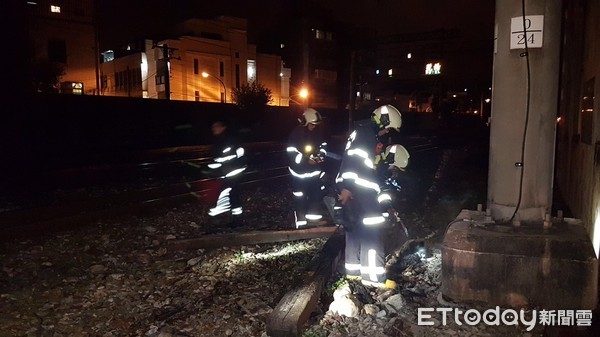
[[372, 105, 402, 130]]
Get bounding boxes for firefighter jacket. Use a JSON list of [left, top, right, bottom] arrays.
[[207, 130, 247, 179], [335, 119, 386, 226], [286, 125, 327, 179]]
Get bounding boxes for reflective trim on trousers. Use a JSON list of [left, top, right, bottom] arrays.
[[295, 211, 307, 228], [208, 187, 232, 216], [361, 249, 386, 282], [295, 220, 308, 228], [345, 262, 361, 276]]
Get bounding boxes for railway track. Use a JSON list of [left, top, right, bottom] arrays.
[[0, 137, 440, 240], [0, 136, 443, 336]]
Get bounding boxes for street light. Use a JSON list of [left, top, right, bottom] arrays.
[[287, 87, 309, 107], [202, 71, 226, 103], [299, 87, 309, 100]]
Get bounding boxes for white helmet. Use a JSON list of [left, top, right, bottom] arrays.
[[302, 108, 322, 126], [372, 105, 402, 130], [386, 144, 410, 170]]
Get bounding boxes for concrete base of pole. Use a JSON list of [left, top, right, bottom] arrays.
[[441, 210, 598, 309]]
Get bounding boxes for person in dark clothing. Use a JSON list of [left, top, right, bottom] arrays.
[[206, 120, 247, 223], [335, 104, 402, 289], [287, 108, 328, 228]]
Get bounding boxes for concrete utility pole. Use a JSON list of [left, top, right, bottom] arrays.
[[162, 44, 171, 101], [347, 51, 356, 133], [487, 0, 561, 224], [442, 0, 598, 311]]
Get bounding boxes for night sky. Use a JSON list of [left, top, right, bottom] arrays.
[[97, 0, 495, 50]]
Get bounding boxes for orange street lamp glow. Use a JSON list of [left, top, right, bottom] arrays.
[[201, 72, 226, 103], [299, 88, 309, 99]]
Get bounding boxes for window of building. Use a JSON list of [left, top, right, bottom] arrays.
[[235, 52, 240, 58], [580, 77, 595, 145], [156, 75, 165, 85], [133, 69, 141, 88], [195, 90, 200, 102], [115, 72, 120, 88], [220, 61, 224, 77], [314, 69, 336, 85], [315, 29, 325, 39], [235, 64, 240, 88], [50, 5, 60, 13], [425, 62, 442, 75], [247, 60, 256, 83], [194, 59, 199, 74], [101, 75, 107, 89], [48, 39, 66, 63]]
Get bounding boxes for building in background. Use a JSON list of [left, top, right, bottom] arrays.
[[99, 16, 290, 106], [26, 0, 99, 95], [256, 2, 372, 110], [353, 28, 493, 116]]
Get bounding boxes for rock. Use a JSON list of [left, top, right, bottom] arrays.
[[384, 294, 405, 311], [89, 264, 106, 274], [333, 284, 352, 301], [329, 296, 361, 318], [186, 257, 202, 266], [363, 303, 379, 316]]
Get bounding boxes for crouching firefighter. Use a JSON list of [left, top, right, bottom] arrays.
[[335, 104, 402, 289], [206, 119, 248, 223], [375, 143, 410, 225], [287, 108, 328, 228]]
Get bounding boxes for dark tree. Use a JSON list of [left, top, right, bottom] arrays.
[[31, 59, 65, 93], [231, 81, 273, 112]]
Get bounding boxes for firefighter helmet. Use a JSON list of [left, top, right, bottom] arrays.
[[386, 144, 410, 170], [301, 108, 322, 126], [372, 105, 402, 130]]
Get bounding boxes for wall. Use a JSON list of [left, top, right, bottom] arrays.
[[3, 94, 342, 174], [556, 0, 600, 256]]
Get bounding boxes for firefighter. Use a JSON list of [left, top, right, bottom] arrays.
[[376, 144, 410, 229], [335, 104, 402, 289], [287, 108, 328, 228], [207, 119, 248, 224]]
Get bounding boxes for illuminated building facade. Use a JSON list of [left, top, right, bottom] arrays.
[[26, 0, 99, 94], [100, 16, 290, 106]]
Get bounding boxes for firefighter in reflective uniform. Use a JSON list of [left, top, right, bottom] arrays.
[[207, 120, 248, 222], [375, 144, 410, 225], [335, 104, 402, 289], [287, 108, 328, 228]]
